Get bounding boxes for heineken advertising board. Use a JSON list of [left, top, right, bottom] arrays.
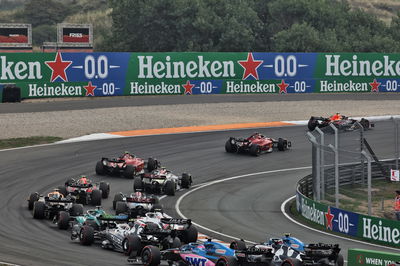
[[296, 191, 400, 248], [1, 52, 400, 99], [348, 249, 400, 265]]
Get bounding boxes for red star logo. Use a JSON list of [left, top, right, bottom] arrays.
[[325, 207, 334, 230], [238, 53, 263, 80], [369, 79, 380, 92], [45, 52, 72, 82], [84, 81, 96, 96], [277, 80, 289, 94], [183, 80, 194, 95]]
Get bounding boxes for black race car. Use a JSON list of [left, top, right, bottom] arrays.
[[113, 191, 162, 218], [308, 113, 373, 132]]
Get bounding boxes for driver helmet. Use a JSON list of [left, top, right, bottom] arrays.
[[48, 190, 63, 199], [134, 191, 143, 199], [78, 175, 88, 184]]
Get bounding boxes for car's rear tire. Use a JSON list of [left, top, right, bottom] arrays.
[[70, 204, 84, 216], [360, 118, 370, 130], [278, 138, 287, 151], [90, 189, 102, 206], [147, 158, 158, 171], [249, 144, 260, 156], [165, 180, 175, 196], [141, 245, 161, 266], [230, 239, 246, 250], [180, 225, 198, 243], [123, 234, 142, 256], [28, 193, 39, 210], [95, 160, 105, 175], [336, 254, 344, 266], [308, 116, 318, 131], [113, 193, 124, 210], [57, 211, 70, 229], [133, 176, 143, 191], [116, 201, 128, 215], [181, 173, 192, 188], [79, 225, 94, 245], [225, 139, 237, 153], [281, 258, 302, 266], [33, 201, 45, 219], [99, 182, 109, 199], [216, 256, 238, 266], [124, 165, 135, 179]]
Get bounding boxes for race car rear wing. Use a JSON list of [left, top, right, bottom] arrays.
[[160, 218, 191, 225], [44, 197, 74, 203], [98, 214, 130, 222], [102, 157, 125, 163], [126, 197, 157, 203]]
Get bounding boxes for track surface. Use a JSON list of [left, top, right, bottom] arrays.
[[0, 121, 398, 265], [2, 93, 400, 113]]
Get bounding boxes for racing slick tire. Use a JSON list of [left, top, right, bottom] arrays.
[[90, 189, 102, 206], [278, 138, 287, 151], [133, 176, 143, 191], [79, 225, 94, 245], [225, 139, 238, 153], [99, 182, 110, 199], [151, 203, 163, 212], [180, 225, 198, 243], [360, 118, 370, 130], [249, 144, 261, 156], [113, 193, 124, 210], [229, 239, 246, 250], [308, 116, 318, 131], [216, 256, 239, 266], [336, 254, 344, 266], [84, 219, 99, 231], [281, 258, 302, 266], [165, 180, 176, 196], [124, 165, 136, 179], [28, 192, 39, 210], [123, 234, 142, 256], [116, 201, 128, 215], [141, 245, 161, 266], [57, 186, 68, 197], [33, 201, 45, 219], [57, 211, 70, 230], [181, 173, 192, 189], [95, 160, 105, 175], [70, 203, 84, 216], [147, 157, 158, 171]]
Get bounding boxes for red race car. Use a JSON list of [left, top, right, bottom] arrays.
[[225, 132, 291, 156], [95, 152, 159, 178]]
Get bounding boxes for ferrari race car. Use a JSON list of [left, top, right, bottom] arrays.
[[27, 189, 83, 221], [95, 151, 159, 178], [225, 132, 291, 156], [58, 176, 110, 205], [308, 113, 374, 132], [113, 191, 162, 218], [128, 239, 274, 266], [230, 234, 344, 266], [134, 168, 193, 196]]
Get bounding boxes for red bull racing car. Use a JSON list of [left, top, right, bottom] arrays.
[[308, 113, 373, 132]]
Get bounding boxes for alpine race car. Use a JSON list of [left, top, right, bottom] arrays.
[[307, 113, 374, 132], [58, 175, 110, 205], [225, 132, 291, 156], [113, 191, 162, 218], [230, 234, 344, 266], [135, 168, 193, 196], [95, 151, 159, 178], [128, 239, 275, 266], [27, 189, 83, 221]]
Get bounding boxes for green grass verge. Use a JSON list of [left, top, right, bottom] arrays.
[[0, 136, 63, 149]]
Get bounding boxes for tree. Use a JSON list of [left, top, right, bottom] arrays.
[[22, 0, 69, 27]]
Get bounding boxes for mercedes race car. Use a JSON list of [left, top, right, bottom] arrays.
[[225, 132, 291, 156], [308, 113, 374, 132], [28, 189, 83, 221], [113, 191, 162, 218], [95, 151, 159, 178], [128, 239, 275, 266], [134, 168, 193, 196], [58, 176, 110, 205]]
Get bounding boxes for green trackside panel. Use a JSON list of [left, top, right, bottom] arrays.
[[348, 249, 400, 265]]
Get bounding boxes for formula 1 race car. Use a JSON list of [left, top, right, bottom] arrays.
[[56, 206, 107, 230], [225, 132, 291, 156], [128, 239, 275, 266], [134, 168, 193, 196], [58, 176, 110, 205], [95, 151, 159, 178], [113, 191, 162, 218], [307, 113, 374, 132], [27, 189, 83, 221]]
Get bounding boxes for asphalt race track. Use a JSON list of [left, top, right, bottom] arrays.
[[0, 121, 399, 265]]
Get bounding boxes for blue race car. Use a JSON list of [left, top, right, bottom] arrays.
[[129, 239, 274, 266]]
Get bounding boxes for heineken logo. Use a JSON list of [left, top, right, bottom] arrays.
[[325, 55, 400, 77], [301, 198, 325, 226], [362, 218, 400, 244], [29, 83, 82, 97], [0, 56, 42, 80]]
